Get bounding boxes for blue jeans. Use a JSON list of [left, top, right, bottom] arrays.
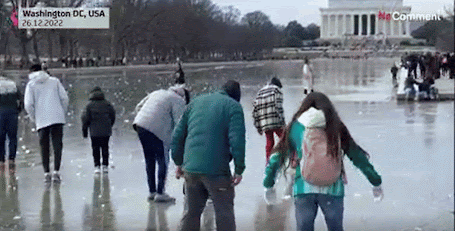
[[0, 108, 18, 162], [136, 126, 167, 194], [295, 194, 344, 231]]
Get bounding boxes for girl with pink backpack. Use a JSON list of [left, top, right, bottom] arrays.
[[263, 92, 383, 231]]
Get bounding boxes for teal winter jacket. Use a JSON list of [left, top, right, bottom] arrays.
[[171, 91, 246, 176], [263, 107, 382, 197]]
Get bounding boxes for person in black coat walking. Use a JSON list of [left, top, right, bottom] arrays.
[[81, 87, 116, 174]]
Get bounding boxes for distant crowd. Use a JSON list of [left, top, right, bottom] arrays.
[[400, 51, 455, 80]]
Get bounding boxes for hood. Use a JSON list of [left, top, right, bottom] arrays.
[[0, 77, 17, 94], [222, 80, 241, 102], [169, 85, 186, 98], [28, 71, 50, 84], [89, 90, 105, 100], [297, 107, 326, 128]]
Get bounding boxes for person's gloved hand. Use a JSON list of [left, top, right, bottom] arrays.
[[372, 185, 384, 202]]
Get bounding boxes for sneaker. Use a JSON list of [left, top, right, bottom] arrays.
[[148, 192, 157, 201], [94, 166, 101, 174], [52, 171, 61, 183], [44, 173, 52, 183], [102, 165, 108, 173], [154, 193, 176, 203]]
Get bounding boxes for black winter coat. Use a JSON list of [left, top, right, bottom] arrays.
[[81, 90, 116, 137]]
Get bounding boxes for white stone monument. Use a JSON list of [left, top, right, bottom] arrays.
[[320, 0, 412, 43]]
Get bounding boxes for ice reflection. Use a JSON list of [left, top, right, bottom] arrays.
[[418, 103, 437, 147], [404, 102, 417, 124], [146, 202, 174, 231], [40, 184, 64, 230], [179, 197, 215, 231], [254, 198, 293, 231], [83, 176, 116, 230], [0, 167, 24, 230]]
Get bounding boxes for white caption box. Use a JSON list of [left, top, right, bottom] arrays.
[[18, 7, 109, 29]]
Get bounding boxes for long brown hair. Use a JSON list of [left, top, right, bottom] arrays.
[[272, 92, 355, 169]]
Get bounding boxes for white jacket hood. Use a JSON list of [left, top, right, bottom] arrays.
[[297, 107, 326, 128], [168, 85, 186, 98], [28, 71, 50, 84]]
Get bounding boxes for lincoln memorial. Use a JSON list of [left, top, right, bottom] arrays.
[[319, 0, 412, 42]]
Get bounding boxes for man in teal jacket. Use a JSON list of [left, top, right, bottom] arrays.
[[171, 80, 245, 231]]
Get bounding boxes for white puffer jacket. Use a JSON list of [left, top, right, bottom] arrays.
[[133, 85, 186, 147], [24, 71, 69, 130]]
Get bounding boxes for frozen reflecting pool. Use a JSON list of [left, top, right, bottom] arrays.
[[1, 58, 453, 230]]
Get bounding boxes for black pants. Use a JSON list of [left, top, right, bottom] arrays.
[[91, 136, 110, 167], [38, 124, 63, 173]]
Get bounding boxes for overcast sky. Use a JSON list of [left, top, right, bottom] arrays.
[[211, 0, 454, 26]]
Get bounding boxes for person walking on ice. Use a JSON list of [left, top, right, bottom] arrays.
[[302, 57, 314, 95], [81, 86, 116, 174], [0, 76, 22, 169], [263, 92, 383, 231], [24, 64, 69, 183], [253, 77, 285, 164]]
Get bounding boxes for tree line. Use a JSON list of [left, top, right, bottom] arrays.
[[0, 0, 320, 68]]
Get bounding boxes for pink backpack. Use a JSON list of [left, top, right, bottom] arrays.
[[300, 128, 345, 186]]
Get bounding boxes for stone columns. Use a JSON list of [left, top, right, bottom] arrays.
[[352, 14, 355, 35], [335, 14, 339, 37], [405, 20, 410, 36], [327, 14, 332, 37], [358, 14, 361, 35], [320, 14, 325, 37], [367, 13, 371, 35], [383, 18, 386, 35], [390, 19, 394, 36], [374, 14, 378, 35], [398, 20, 403, 36], [343, 14, 346, 35]]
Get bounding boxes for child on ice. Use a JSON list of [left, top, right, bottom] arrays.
[[81, 86, 116, 174]]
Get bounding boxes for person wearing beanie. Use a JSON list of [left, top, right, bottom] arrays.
[[0, 76, 22, 169], [171, 80, 245, 231], [133, 83, 188, 203], [81, 86, 116, 174], [24, 63, 69, 183], [253, 77, 285, 164]]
